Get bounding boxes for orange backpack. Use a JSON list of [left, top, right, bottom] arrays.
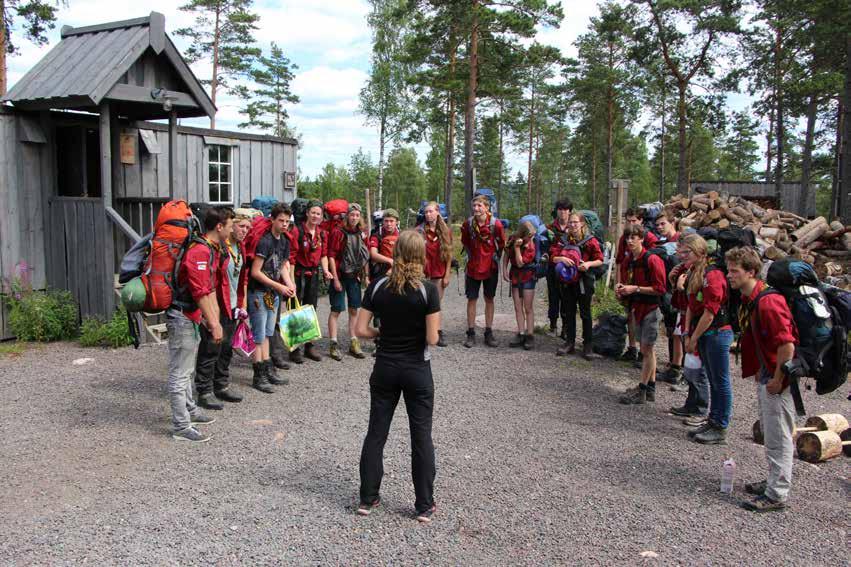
[[141, 200, 201, 312]]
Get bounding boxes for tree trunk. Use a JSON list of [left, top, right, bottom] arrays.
[[676, 82, 688, 196], [832, 98, 843, 219], [606, 42, 615, 202], [0, 0, 6, 97], [444, 35, 457, 219], [377, 114, 386, 210], [801, 95, 817, 218], [209, 6, 222, 129], [841, 35, 851, 223], [464, 1, 479, 217], [527, 85, 535, 212], [774, 26, 784, 210], [659, 88, 666, 202], [591, 136, 598, 212], [766, 105, 774, 183], [497, 101, 504, 211]]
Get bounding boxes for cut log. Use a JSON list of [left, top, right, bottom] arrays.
[[691, 200, 709, 212], [790, 216, 827, 242], [821, 249, 851, 258], [796, 221, 830, 248], [764, 246, 787, 260], [759, 227, 781, 239], [829, 221, 851, 251], [708, 209, 723, 222], [796, 430, 846, 463], [761, 210, 779, 224], [775, 237, 792, 252], [716, 218, 731, 230], [781, 211, 808, 224], [804, 414, 850, 433], [706, 190, 719, 201], [732, 206, 754, 221]]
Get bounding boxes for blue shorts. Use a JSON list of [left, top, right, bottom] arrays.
[[512, 279, 537, 291], [247, 288, 279, 344], [329, 275, 363, 313]]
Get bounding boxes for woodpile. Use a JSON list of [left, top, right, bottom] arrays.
[[662, 192, 851, 285]]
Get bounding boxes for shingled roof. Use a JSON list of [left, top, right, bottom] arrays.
[[2, 12, 215, 120]]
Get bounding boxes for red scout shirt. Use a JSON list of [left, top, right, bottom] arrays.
[[686, 266, 732, 332], [292, 222, 328, 270], [547, 220, 570, 245], [507, 238, 537, 285], [621, 248, 666, 324], [177, 238, 231, 324], [368, 228, 400, 260], [739, 280, 799, 379], [616, 231, 658, 265], [328, 223, 368, 272], [461, 214, 506, 280], [418, 224, 449, 279]]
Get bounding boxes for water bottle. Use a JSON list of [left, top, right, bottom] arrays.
[[720, 457, 736, 494]]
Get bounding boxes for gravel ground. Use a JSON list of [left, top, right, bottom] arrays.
[[1, 277, 848, 566]]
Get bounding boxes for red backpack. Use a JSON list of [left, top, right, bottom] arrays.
[[243, 216, 272, 265]]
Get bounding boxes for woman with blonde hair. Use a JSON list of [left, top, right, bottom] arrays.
[[417, 201, 452, 346], [355, 230, 441, 523], [501, 220, 538, 349]]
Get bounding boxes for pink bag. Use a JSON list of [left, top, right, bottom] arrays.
[[232, 320, 256, 357]]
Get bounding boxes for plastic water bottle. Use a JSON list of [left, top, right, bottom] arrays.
[[720, 458, 736, 494]]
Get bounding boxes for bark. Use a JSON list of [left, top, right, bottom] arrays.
[[774, 26, 784, 210], [676, 83, 688, 195], [591, 135, 598, 212], [444, 34, 457, 218], [497, 101, 504, 211], [801, 96, 817, 218], [606, 41, 615, 202], [463, 1, 479, 217], [210, 5, 222, 129], [527, 84, 535, 211], [842, 35, 851, 223], [766, 105, 774, 183], [659, 88, 666, 202]]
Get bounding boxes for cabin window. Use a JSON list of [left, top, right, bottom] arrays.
[[56, 126, 101, 198], [208, 144, 232, 203]]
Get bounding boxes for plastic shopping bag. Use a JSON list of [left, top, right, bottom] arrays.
[[279, 296, 322, 351], [232, 320, 256, 357]]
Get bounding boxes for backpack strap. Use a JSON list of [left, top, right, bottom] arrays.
[[370, 277, 428, 303]]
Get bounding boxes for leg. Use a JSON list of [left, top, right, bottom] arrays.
[[758, 383, 795, 503], [401, 362, 436, 514], [347, 307, 359, 338], [213, 317, 236, 394], [561, 284, 578, 345], [640, 342, 656, 385], [466, 299, 478, 330], [522, 288, 535, 336], [627, 311, 636, 350], [578, 290, 593, 347], [193, 320, 220, 397], [359, 363, 403, 504], [166, 312, 200, 432], [702, 330, 734, 428], [484, 297, 495, 329], [511, 287, 524, 334], [328, 309, 341, 341]]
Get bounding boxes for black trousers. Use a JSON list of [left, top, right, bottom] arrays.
[[560, 283, 593, 345], [546, 265, 561, 324], [295, 269, 320, 307], [194, 315, 236, 395], [359, 357, 436, 513]]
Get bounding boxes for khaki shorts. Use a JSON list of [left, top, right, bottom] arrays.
[[637, 308, 661, 345]]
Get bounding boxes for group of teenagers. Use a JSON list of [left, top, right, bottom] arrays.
[[163, 192, 799, 517]]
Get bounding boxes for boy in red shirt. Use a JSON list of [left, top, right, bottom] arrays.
[[369, 209, 401, 279], [653, 213, 684, 386], [546, 198, 573, 335], [617, 208, 659, 365], [616, 225, 666, 404], [727, 247, 798, 512], [461, 195, 506, 347]]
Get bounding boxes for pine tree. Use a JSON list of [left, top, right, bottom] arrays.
[[1, 0, 64, 96], [239, 42, 299, 140]]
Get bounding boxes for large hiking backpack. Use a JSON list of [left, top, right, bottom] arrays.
[[324, 199, 348, 219], [243, 216, 273, 265], [592, 313, 628, 358], [416, 201, 449, 225], [518, 214, 551, 279], [340, 229, 370, 275], [290, 197, 310, 225], [369, 227, 399, 279], [474, 188, 497, 214], [639, 201, 665, 236], [645, 241, 680, 282], [758, 258, 848, 407], [251, 196, 278, 217]]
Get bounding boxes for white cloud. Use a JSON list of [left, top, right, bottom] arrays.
[[292, 66, 369, 102]]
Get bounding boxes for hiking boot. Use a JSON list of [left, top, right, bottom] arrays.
[[271, 356, 291, 370], [197, 392, 224, 411], [549, 319, 557, 334], [437, 330, 447, 347], [657, 366, 683, 384], [645, 382, 656, 402], [619, 384, 647, 405], [684, 415, 709, 428], [581, 344, 601, 361], [357, 497, 381, 516], [172, 427, 211, 443], [264, 360, 289, 386], [329, 341, 343, 361], [745, 480, 768, 496], [670, 405, 697, 417], [509, 333, 525, 348], [304, 343, 322, 362], [619, 346, 638, 362], [190, 412, 216, 425], [289, 348, 305, 364], [670, 377, 688, 392], [416, 504, 437, 523], [523, 335, 534, 351], [694, 424, 728, 445], [484, 330, 498, 348], [463, 331, 476, 348], [741, 494, 787, 513], [215, 389, 243, 403], [632, 352, 644, 369], [349, 337, 366, 359], [252, 362, 275, 394], [687, 421, 714, 438], [556, 342, 575, 356]]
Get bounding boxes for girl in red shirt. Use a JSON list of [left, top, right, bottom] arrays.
[[417, 201, 453, 346], [502, 221, 538, 350]]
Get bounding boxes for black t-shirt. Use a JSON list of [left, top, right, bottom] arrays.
[[249, 231, 291, 292], [362, 278, 440, 362]]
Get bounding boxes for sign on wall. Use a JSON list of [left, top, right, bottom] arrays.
[[120, 133, 137, 165]]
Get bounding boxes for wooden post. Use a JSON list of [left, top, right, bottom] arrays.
[[99, 103, 112, 205], [169, 110, 177, 199], [612, 179, 629, 285], [99, 103, 116, 313], [365, 187, 373, 234]]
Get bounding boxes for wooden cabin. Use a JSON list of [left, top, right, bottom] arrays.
[[0, 13, 298, 339], [691, 180, 814, 218]]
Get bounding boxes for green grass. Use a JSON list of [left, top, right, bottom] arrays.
[[0, 342, 24, 356], [591, 285, 626, 320]]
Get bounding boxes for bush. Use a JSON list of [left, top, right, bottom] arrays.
[[79, 310, 133, 348], [592, 285, 625, 321], [8, 289, 78, 341]]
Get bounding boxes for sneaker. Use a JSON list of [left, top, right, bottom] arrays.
[[684, 415, 709, 428], [484, 331, 498, 348], [522, 335, 534, 351], [172, 427, 211, 443], [509, 333, 525, 348], [197, 392, 224, 411], [741, 494, 787, 513], [349, 337, 366, 359], [687, 421, 714, 438], [190, 413, 216, 426], [329, 341, 343, 362], [619, 346, 638, 362], [619, 385, 646, 405], [694, 425, 728, 445], [745, 480, 767, 496], [436, 330, 448, 347], [356, 498, 380, 516], [556, 342, 575, 356], [416, 505, 437, 523], [463, 332, 476, 348]]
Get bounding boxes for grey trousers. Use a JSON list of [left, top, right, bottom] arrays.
[[167, 310, 201, 432], [757, 382, 795, 502]]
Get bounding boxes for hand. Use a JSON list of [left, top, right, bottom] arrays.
[[514, 239, 523, 247], [211, 322, 223, 344], [677, 273, 687, 291], [233, 307, 249, 320], [685, 337, 697, 354], [578, 262, 588, 272], [561, 257, 575, 267], [333, 279, 343, 292], [766, 376, 785, 395], [502, 271, 510, 283], [323, 269, 334, 281], [441, 277, 450, 289], [280, 284, 296, 298]]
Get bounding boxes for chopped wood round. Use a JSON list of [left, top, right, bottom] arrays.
[[796, 431, 843, 462], [804, 414, 849, 433], [840, 428, 851, 457]]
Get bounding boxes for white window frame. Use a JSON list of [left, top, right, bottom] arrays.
[[208, 144, 233, 204]]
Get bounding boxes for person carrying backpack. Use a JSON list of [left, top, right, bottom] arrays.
[[167, 206, 235, 443], [290, 200, 332, 363], [501, 221, 538, 350], [327, 203, 370, 361], [546, 199, 573, 337], [726, 246, 798, 512], [461, 195, 506, 348], [551, 213, 604, 360], [417, 201, 453, 347], [653, 213, 685, 387], [369, 209, 401, 279]]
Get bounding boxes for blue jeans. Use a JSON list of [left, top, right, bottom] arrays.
[[329, 275, 362, 312], [166, 310, 201, 432], [247, 289, 279, 344], [682, 365, 709, 416], [698, 329, 734, 428]]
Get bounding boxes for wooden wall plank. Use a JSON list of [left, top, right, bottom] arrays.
[[261, 141, 273, 196], [186, 134, 198, 203], [231, 144, 241, 205], [156, 132, 170, 198], [239, 141, 250, 204], [175, 133, 188, 201], [250, 140, 262, 201], [272, 143, 284, 199], [19, 144, 47, 290], [0, 115, 12, 287], [62, 202, 80, 315], [1, 116, 21, 291], [141, 149, 157, 198]]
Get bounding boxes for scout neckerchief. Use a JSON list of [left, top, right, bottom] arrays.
[[300, 221, 322, 251], [472, 213, 493, 243], [225, 237, 242, 275], [423, 223, 440, 244]]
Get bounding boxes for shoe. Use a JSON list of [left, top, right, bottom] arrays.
[[741, 494, 787, 513], [304, 343, 322, 362], [289, 348, 305, 364], [463, 332, 476, 348], [484, 331, 498, 348], [632, 352, 644, 369], [669, 405, 696, 417], [619, 385, 647, 405], [619, 346, 638, 362], [172, 427, 211, 443], [190, 413, 216, 425], [556, 342, 575, 356], [581, 344, 601, 361], [357, 497, 380, 516], [656, 367, 680, 384], [271, 356, 291, 370], [437, 330, 447, 347], [215, 389, 243, 403], [329, 341, 343, 361], [509, 333, 525, 348], [745, 480, 767, 496], [687, 421, 714, 438], [645, 382, 656, 402], [523, 335, 534, 351], [264, 360, 289, 386], [694, 425, 728, 445], [252, 362, 275, 394], [349, 337, 366, 359], [197, 392, 224, 411], [416, 505, 437, 523], [549, 319, 557, 334], [684, 415, 709, 428], [669, 378, 688, 392]]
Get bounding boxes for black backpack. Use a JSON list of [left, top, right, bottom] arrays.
[[339, 229, 370, 276]]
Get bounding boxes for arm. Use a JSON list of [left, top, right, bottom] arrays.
[[329, 257, 342, 291], [355, 308, 378, 339], [321, 232, 332, 280], [687, 309, 715, 353], [251, 255, 286, 294], [579, 240, 604, 271], [425, 312, 440, 346], [501, 246, 511, 282], [279, 261, 296, 297], [767, 343, 795, 394], [370, 247, 393, 265], [197, 293, 222, 342], [513, 240, 525, 267]]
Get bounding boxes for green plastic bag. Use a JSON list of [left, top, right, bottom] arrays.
[[279, 296, 322, 351]]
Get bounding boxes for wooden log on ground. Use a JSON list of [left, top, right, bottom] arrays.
[[821, 249, 851, 258], [781, 211, 808, 224], [805, 414, 850, 432], [791, 216, 828, 242], [796, 220, 830, 248], [776, 237, 793, 252], [829, 221, 851, 251], [764, 246, 787, 260], [749, 201, 767, 217], [716, 218, 731, 230], [796, 430, 849, 462], [732, 206, 754, 221], [761, 210, 779, 224], [691, 200, 709, 212], [759, 227, 781, 239]]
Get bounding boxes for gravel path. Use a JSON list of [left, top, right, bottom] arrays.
[[1, 277, 848, 565]]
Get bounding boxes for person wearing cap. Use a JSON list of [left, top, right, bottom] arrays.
[[369, 208, 401, 280], [326, 203, 370, 360]]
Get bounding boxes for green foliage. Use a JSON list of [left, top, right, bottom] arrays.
[[0, 342, 25, 356], [2, 0, 62, 55], [79, 310, 133, 349], [240, 42, 300, 139], [591, 286, 625, 321], [8, 289, 78, 342]]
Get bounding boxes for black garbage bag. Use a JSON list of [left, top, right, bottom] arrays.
[[592, 313, 628, 358]]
